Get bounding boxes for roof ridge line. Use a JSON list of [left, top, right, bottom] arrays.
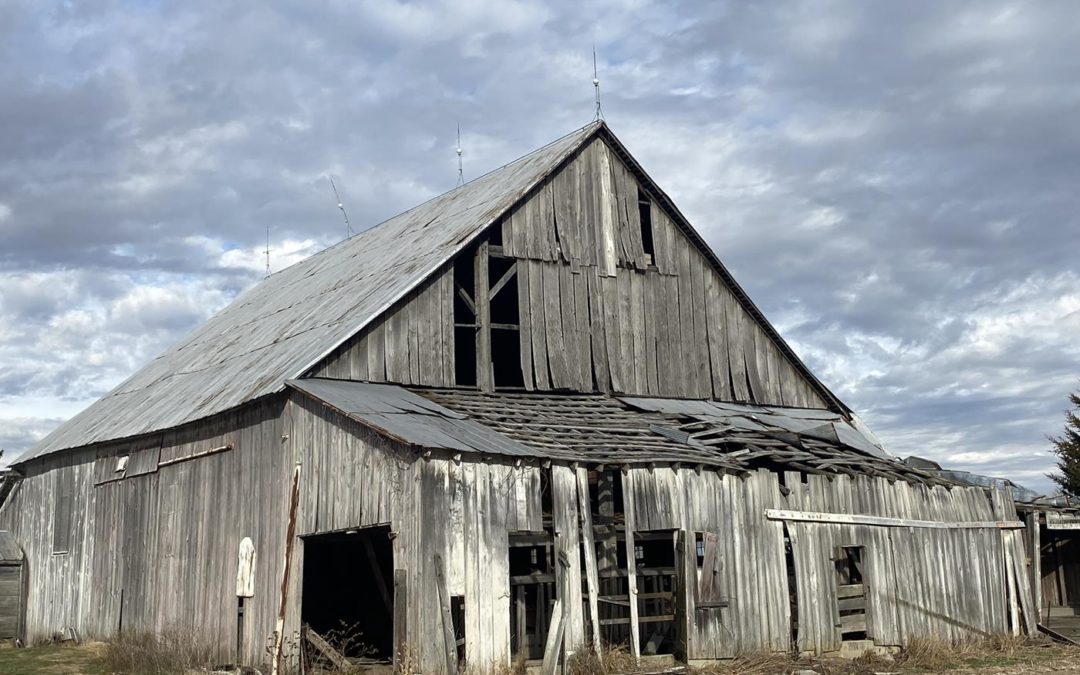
[[264, 120, 606, 280]]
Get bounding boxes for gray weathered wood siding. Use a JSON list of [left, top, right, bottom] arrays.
[[781, 473, 1016, 654], [311, 265, 455, 385], [620, 468, 791, 658], [503, 137, 827, 406], [617, 468, 1019, 659], [309, 137, 828, 407], [0, 399, 290, 665], [282, 394, 543, 673], [1, 393, 1026, 672]]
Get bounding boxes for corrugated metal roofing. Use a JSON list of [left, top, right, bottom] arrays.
[[287, 379, 569, 461], [19, 124, 601, 463]]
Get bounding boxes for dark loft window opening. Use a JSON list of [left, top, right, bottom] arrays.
[[489, 257, 523, 389], [454, 247, 478, 387], [487, 258, 519, 325], [637, 188, 655, 263], [453, 247, 477, 324], [491, 329, 524, 388]]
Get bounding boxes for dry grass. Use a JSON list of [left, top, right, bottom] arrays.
[[689, 650, 795, 674], [895, 634, 1027, 671], [99, 628, 219, 675], [564, 644, 643, 675]]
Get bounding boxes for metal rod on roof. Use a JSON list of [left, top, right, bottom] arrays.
[[593, 45, 604, 122], [264, 225, 271, 278], [457, 124, 465, 186], [329, 176, 354, 239]]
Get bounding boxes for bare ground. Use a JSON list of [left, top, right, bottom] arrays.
[[1, 640, 1080, 674]]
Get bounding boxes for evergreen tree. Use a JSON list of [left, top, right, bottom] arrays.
[[1048, 390, 1080, 497]]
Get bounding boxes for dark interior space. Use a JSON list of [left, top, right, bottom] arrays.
[[1042, 531, 1080, 608], [509, 532, 555, 660], [487, 258, 519, 324], [637, 188, 655, 259], [454, 326, 477, 387], [633, 530, 678, 655], [835, 545, 867, 641], [302, 527, 395, 660], [491, 327, 524, 388]]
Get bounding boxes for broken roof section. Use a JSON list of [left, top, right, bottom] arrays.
[[288, 379, 943, 485], [620, 397, 890, 460], [21, 124, 601, 463]]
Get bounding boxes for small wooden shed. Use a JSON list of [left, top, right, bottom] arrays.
[[0, 531, 24, 641]]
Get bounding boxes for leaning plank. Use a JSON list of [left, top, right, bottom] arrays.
[[541, 598, 566, 675], [764, 509, 1024, 530], [303, 625, 351, 671], [434, 554, 459, 674], [393, 570, 408, 674]]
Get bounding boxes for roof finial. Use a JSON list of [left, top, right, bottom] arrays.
[[456, 123, 464, 186], [264, 225, 271, 278], [593, 45, 604, 122], [328, 176, 354, 239]]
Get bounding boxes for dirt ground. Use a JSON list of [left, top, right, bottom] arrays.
[[2, 641, 1080, 674]]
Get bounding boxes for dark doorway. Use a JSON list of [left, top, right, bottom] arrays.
[[302, 527, 395, 660]]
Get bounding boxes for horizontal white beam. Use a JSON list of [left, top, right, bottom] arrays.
[[764, 508, 1024, 530]]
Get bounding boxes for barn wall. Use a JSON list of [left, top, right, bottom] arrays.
[[311, 264, 455, 386], [282, 395, 543, 673], [621, 468, 1019, 658], [623, 468, 792, 658], [781, 473, 1016, 654], [0, 398, 289, 664]]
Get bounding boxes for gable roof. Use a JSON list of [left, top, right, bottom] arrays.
[[20, 121, 848, 464], [20, 124, 601, 463]]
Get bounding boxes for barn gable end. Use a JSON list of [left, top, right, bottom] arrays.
[[312, 131, 837, 409]]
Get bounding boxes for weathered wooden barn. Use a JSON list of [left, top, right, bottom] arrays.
[[0, 121, 1041, 672]]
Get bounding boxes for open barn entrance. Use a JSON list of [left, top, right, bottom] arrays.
[[301, 526, 395, 661]]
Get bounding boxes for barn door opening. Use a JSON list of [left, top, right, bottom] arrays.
[[301, 526, 395, 663], [835, 545, 867, 641], [508, 531, 556, 660], [633, 529, 679, 655]]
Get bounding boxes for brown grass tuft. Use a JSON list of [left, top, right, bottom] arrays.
[[564, 644, 642, 675], [100, 628, 218, 675]]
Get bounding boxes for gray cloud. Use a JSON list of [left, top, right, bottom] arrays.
[[1, 0, 1077, 492]]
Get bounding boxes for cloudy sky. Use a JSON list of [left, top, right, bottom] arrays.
[[1, 1, 1078, 492]]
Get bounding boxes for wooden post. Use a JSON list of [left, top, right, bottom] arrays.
[[622, 472, 641, 659], [272, 463, 301, 675], [393, 570, 408, 673], [674, 530, 689, 661], [474, 241, 493, 391], [1027, 511, 1042, 623], [1004, 533, 1020, 636], [576, 468, 602, 657], [515, 586, 527, 657], [434, 555, 459, 674]]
